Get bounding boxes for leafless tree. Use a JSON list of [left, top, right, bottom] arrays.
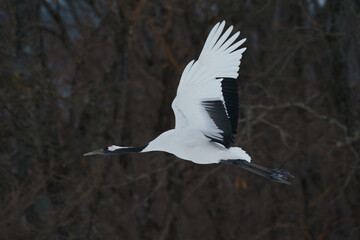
[[0, 0, 359, 239]]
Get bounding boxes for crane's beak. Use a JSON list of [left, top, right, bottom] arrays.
[[83, 148, 105, 156]]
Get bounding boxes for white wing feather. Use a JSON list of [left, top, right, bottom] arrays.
[[172, 21, 246, 141]]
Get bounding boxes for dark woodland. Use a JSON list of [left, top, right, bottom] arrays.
[[1, 0, 360, 239]]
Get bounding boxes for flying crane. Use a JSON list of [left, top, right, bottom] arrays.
[[84, 21, 294, 184]]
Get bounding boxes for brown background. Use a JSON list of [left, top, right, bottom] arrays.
[[1, 0, 359, 239]]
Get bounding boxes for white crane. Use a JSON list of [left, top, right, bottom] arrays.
[[84, 21, 294, 184]]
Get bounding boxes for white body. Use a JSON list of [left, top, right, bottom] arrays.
[[143, 130, 250, 164]]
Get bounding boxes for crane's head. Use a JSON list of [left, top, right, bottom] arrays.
[[83, 145, 120, 156], [83, 145, 147, 156]]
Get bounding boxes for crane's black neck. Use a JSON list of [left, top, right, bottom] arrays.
[[103, 144, 149, 155]]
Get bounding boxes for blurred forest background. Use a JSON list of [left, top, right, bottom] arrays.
[[1, 0, 360, 239]]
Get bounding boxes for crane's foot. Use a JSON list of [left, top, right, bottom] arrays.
[[269, 169, 294, 185]]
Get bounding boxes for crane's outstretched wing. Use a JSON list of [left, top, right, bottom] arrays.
[[172, 21, 246, 148]]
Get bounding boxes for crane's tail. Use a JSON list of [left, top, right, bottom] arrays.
[[228, 147, 251, 162]]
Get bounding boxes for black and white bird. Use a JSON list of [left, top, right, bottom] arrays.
[[84, 21, 293, 184]]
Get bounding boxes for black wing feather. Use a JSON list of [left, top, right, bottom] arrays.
[[221, 78, 239, 134], [202, 100, 233, 148], [201, 78, 239, 148]]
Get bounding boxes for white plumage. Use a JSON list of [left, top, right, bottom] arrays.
[[164, 21, 249, 164], [84, 21, 293, 184]]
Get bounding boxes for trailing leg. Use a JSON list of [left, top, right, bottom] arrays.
[[220, 159, 294, 185]]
